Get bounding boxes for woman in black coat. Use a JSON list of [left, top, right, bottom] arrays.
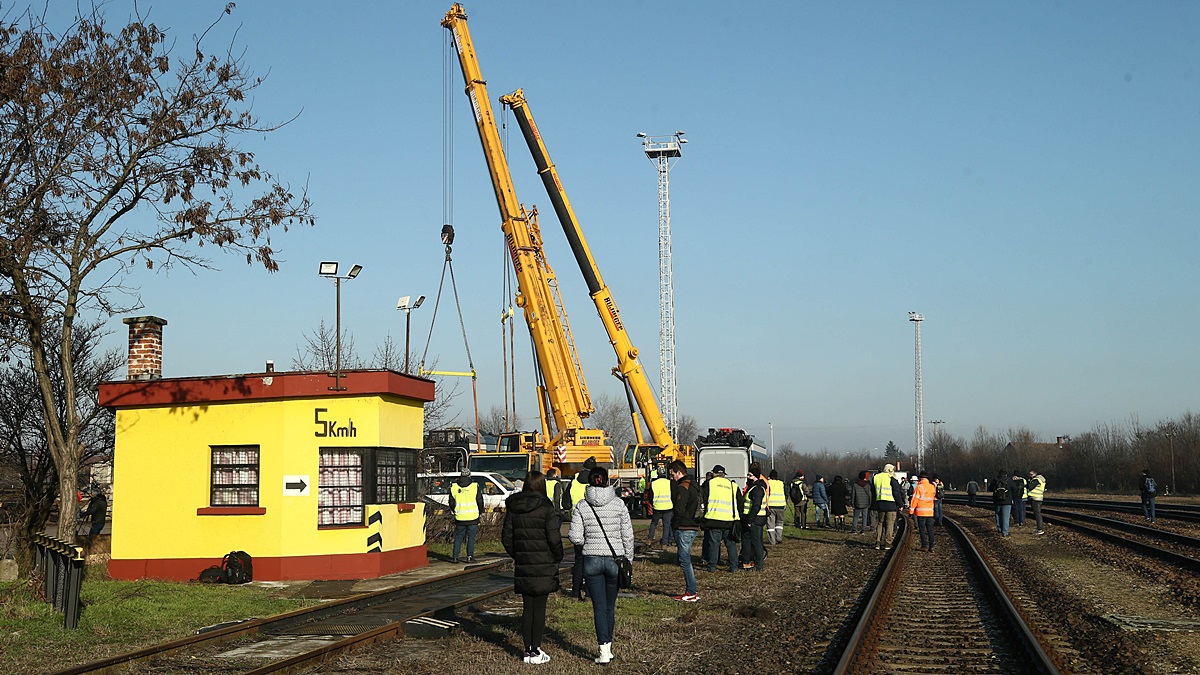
[[828, 475, 850, 531], [502, 470, 564, 665]]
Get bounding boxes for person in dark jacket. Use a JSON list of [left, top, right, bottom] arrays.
[[966, 477, 979, 506], [80, 485, 108, 536], [740, 462, 769, 571], [827, 476, 849, 531], [993, 469, 1014, 536], [1139, 468, 1157, 524], [811, 475, 831, 527], [1010, 469, 1027, 527], [788, 470, 809, 529], [849, 471, 873, 534], [668, 459, 701, 601], [502, 471, 564, 665]]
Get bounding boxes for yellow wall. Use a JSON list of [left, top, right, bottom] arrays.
[[112, 395, 426, 561]]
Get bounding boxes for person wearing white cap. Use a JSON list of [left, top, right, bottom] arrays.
[[872, 464, 903, 551]]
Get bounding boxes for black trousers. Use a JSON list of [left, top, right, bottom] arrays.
[[522, 593, 548, 650]]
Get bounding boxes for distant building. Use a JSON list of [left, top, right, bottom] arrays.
[[98, 316, 435, 581]]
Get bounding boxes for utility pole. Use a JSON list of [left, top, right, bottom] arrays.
[[769, 421, 775, 471], [1165, 430, 1177, 495], [909, 312, 925, 471], [638, 131, 686, 440]]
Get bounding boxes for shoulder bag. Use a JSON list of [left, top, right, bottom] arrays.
[[588, 503, 633, 589]]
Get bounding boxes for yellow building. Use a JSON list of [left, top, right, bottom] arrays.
[[98, 316, 435, 581]]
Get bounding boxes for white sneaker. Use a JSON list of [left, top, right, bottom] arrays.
[[527, 648, 550, 664], [595, 642, 613, 665]]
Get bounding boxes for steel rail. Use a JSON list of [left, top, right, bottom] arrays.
[[827, 518, 910, 674], [831, 515, 1059, 674], [1042, 516, 1200, 574], [52, 560, 513, 675]]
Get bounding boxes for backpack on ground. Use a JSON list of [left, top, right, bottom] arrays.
[[198, 565, 225, 584], [221, 550, 253, 584], [1145, 477, 1157, 495], [993, 485, 1009, 503]]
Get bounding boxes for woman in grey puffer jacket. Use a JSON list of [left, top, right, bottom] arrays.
[[569, 466, 634, 666]]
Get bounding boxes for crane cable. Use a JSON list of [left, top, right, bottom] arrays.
[[426, 29, 481, 448], [500, 106, 519, 433]]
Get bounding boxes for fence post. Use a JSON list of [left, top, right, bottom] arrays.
[[31, 533, 85, 630]]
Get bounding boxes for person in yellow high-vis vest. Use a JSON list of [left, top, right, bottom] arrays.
[[701, 465, 742, 572], [646, 468, 674, 547], [449, 469, 484, 563], [873, 464, 902, 551], [1027, 468, 1047, 534], [766, 469, 787, 544]]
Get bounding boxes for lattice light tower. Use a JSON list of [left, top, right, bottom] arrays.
[[638, 130, 686, 439], [909, 311, 925, 471]]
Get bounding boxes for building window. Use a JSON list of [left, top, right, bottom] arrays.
[[318, 447, 419, 527], [319, 449, 364, 526], [376, 448, 419, 503], [211, 445, 260, 507]]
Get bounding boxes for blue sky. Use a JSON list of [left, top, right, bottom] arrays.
[[66, 1, 1199, 454]]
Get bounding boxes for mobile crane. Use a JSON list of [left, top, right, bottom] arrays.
[[442, 4, 610, 477], [498, 89, 695, 482]]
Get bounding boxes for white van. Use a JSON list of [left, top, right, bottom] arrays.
[[419, 472, 517, 511]]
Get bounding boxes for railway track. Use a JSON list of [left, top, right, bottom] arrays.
[[945, 495, 1200, 569], [829, 515, 1060, 674], [53, 559, 551, 675], [946, 493, 1200, 525]]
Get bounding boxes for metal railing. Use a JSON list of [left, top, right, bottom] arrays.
[[32, 533, 84, 629]]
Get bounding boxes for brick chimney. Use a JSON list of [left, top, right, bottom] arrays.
[[122, 316, 168, 380]]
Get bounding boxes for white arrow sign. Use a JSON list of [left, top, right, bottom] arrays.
[[283, 475, 310, 496]]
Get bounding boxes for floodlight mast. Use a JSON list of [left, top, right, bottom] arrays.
[[319, 261, 364, 390], [909, 311, 925, 471], [640, 131, 685, 440]]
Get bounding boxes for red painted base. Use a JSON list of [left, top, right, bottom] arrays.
[[108, 544, 429, 582]]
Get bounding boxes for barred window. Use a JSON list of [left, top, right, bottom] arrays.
[[376, 448, 418, 503], [318, 449, 364, 526], [318, 447, 419, 527], [211, 446, 260, 507]]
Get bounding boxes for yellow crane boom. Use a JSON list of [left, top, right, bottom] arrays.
[[441, 4, 609, 471], [499, 89, 694, 471]]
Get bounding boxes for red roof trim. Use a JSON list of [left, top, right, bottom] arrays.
[[98, 370, 435, 409]]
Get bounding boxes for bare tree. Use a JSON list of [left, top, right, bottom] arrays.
[[477, 405, 514, 437], [676, 413, 699, 447], [0, 5, 314, 537], [291, 320, 363, 371], [0, 320, 119, 571], [590, 392, 634, 456]]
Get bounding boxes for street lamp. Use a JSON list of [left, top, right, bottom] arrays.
[[396, 294, 426, 374], [318, 261, 362, 391]]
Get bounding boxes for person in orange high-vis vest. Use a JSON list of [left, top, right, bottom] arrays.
[[908, 471, 937, 552]]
